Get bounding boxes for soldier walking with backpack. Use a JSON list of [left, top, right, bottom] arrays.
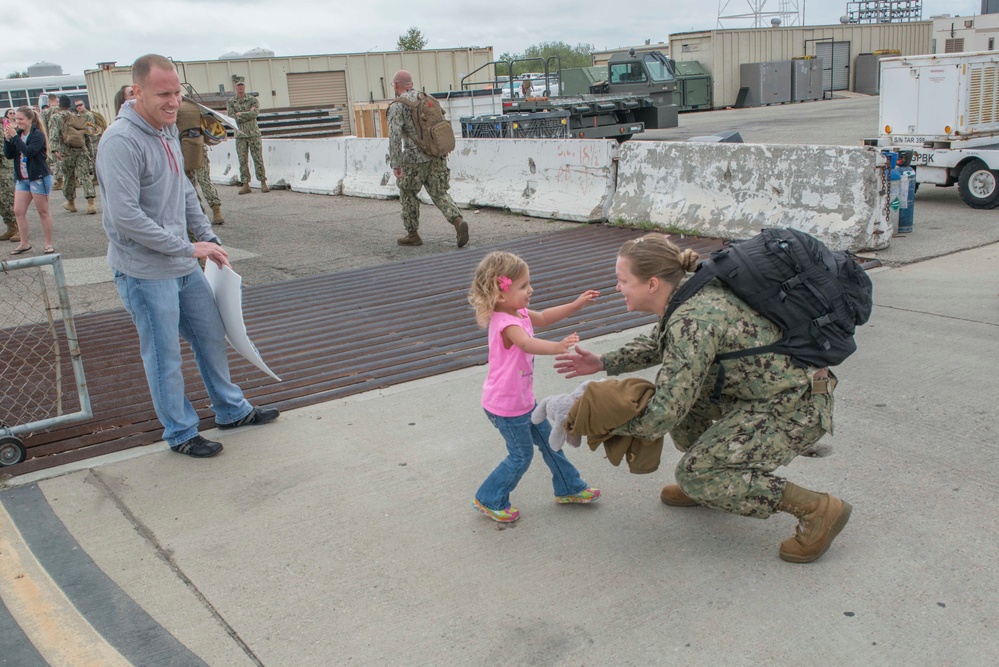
[[554, 232, 872, 563], [50, 95, 96, 214], [388, 70, 467, 248]]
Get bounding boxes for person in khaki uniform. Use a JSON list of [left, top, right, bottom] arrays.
[[554, 233, 852, 564], [387, 70, 467, 248], [226, 76, 267, 194]]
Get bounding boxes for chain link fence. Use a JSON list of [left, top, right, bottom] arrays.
[[0, 254, 91, 467]]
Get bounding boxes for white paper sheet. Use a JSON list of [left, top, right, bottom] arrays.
[[204, 262, 281, 381]]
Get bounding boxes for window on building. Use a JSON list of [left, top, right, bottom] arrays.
[[990, 38, 996, 51]]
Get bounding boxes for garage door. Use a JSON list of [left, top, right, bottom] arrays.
[[815, 42, 851, 92], [287, 71, 350, 134]]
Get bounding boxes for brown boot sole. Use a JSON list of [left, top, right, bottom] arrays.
[[780, 501, 853, 563], [455, 219, 469, 248]]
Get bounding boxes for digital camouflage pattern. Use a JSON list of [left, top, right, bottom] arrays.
[[50, 110, 94, 201], [396, 159, 461, 232], [0, 150, 14, 225], [388, 89, 431, 169], [604, 280, 834, 519], [227, 93, 265, 184], [187, 143, 220, 209], [388, 89, 460, 232], [43, 107, 62, 182]]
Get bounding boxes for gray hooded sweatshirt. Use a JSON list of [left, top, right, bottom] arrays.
[[96, 100, 219, 279]]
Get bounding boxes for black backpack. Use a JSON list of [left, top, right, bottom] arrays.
[[665, 227, 873, 401]]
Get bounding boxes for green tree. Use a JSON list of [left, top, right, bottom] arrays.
[[500, 41, 595, 76], [397, 27, 428, 51], [5, 71, 28, 79]]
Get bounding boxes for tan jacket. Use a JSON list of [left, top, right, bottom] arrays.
[[565, 378, 664, 474]]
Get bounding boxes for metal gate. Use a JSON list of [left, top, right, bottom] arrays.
[[815, 41, 851, 92]]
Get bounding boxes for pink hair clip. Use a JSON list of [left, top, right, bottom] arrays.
[[497, 275, 512, 292]]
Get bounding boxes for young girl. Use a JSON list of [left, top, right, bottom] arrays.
[[468, 250, 601, 523]]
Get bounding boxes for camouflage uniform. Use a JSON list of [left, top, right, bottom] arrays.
[[50, 109, 95, 202], [604, 281, 834, 519], [187, 143, 220, 209], [226, 92, 266, 185], [388, 89, 461, 233], [42, 106, 62, 184], [0, 149, 15, 235]]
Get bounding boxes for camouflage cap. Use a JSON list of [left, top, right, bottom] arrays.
[[232, 75, 245, 86]]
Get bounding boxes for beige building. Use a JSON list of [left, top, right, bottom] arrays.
[[592, 42, 670, 67], [931, 13, 999, 53], [85, 47, 494, 135], [669, 22, 933, 108]]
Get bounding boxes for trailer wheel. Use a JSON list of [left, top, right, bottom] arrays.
[[0, 436, 26, 467], [958, 159, 999, 209]]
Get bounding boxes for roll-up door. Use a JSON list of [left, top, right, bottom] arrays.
[[287, 71, 350, 133], [815, 42, 851, 92]]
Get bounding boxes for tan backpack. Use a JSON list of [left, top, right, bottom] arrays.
[[393, 92, 455, 158], [177, 98, 206, 172], [62, 113, 89, 149]]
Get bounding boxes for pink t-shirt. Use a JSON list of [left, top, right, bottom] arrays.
[[481, 309, 535, 417]]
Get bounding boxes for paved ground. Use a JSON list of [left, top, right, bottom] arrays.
[[1, 93, 998, 665]]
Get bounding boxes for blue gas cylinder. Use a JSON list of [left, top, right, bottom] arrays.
[[882, 151, 901, 233], [896, 150, 916, 234]]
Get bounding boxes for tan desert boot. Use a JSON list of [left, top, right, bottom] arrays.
[[453, 216, 469, 248], [63, 200, 77, 213], [86, 198, 96, 214], [396, 231, 423, 246], [238, 184, 251, 195], [260, 180, 269, 193], [660, 484, 699, 507], [777, 482, 852, 563], [211, 204, 225, 225]]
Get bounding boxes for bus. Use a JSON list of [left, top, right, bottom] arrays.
[[0, 74, 88, 111]]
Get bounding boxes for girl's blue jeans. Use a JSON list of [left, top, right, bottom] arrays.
[[475, 407, 587, 511], [114, 269, 253, 447]]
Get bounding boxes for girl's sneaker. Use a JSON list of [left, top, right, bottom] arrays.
[[473, 498, 520, 523], [556, 487, 601, 504]]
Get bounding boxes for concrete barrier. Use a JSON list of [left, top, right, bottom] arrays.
[[208, 139, 347, 195], [208, 136, 892, 250], [342, 138, 397, 200], [429, 138, 617, 223], [608, 142, 892, 251]]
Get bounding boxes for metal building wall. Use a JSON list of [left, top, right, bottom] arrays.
[[670, 22, 932, 108], [84, 48, 493, 130]]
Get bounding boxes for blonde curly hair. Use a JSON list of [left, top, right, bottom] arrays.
[[617, 233, 699, 289], [468, 251, 529, 328]]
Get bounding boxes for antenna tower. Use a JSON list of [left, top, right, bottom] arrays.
[[717, 0, 802, 28]]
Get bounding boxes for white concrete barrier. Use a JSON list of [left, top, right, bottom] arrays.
[[430, 138, 617, 223], [208, 139, 347, 195], [608, 142, 892, 251], [342, 138, 397, 200]]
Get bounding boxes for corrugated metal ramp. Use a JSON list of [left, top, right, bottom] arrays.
[[6, 226, 724, 474]]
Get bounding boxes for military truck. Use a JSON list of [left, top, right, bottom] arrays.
[[462, 49, 679, 142]]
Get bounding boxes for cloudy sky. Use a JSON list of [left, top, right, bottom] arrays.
[[1, 0, 981, 77]]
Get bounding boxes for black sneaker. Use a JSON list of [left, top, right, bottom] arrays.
[[218, 406, 280, 430], [172, 435, 223, 458]]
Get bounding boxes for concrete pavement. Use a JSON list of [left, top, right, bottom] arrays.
[[2, 93, 999, 664]]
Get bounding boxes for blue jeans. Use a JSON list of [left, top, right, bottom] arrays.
[[15, 174, 53, 196], [475, 408, 587, 511], [114, 269, 252, 447]]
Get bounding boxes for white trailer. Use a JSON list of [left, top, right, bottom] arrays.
[[863, 51, 999, 209]]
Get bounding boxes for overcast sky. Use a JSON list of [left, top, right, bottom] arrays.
[[1, 0, 981, 77]]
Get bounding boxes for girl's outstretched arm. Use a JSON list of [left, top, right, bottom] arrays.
[[530, 290, 600, 329], [503, 325, 579, 356]]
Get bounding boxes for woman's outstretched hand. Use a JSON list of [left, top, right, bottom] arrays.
[[554, 344, 604, 378]]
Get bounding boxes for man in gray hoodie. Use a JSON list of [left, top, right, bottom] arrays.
[[97, 54, 278, 458]]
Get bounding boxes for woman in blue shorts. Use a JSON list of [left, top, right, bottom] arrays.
[[3, 106, 54, 254]]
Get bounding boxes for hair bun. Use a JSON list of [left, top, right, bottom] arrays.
[[679, 249, 700, 272]]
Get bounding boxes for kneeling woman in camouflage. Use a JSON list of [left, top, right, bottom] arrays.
[[553, 234, 851, 563]]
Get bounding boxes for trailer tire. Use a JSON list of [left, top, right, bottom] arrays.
[[615, 134, 633, 143], [957, 159, 999, 209], [0, 435, 26, 467]]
